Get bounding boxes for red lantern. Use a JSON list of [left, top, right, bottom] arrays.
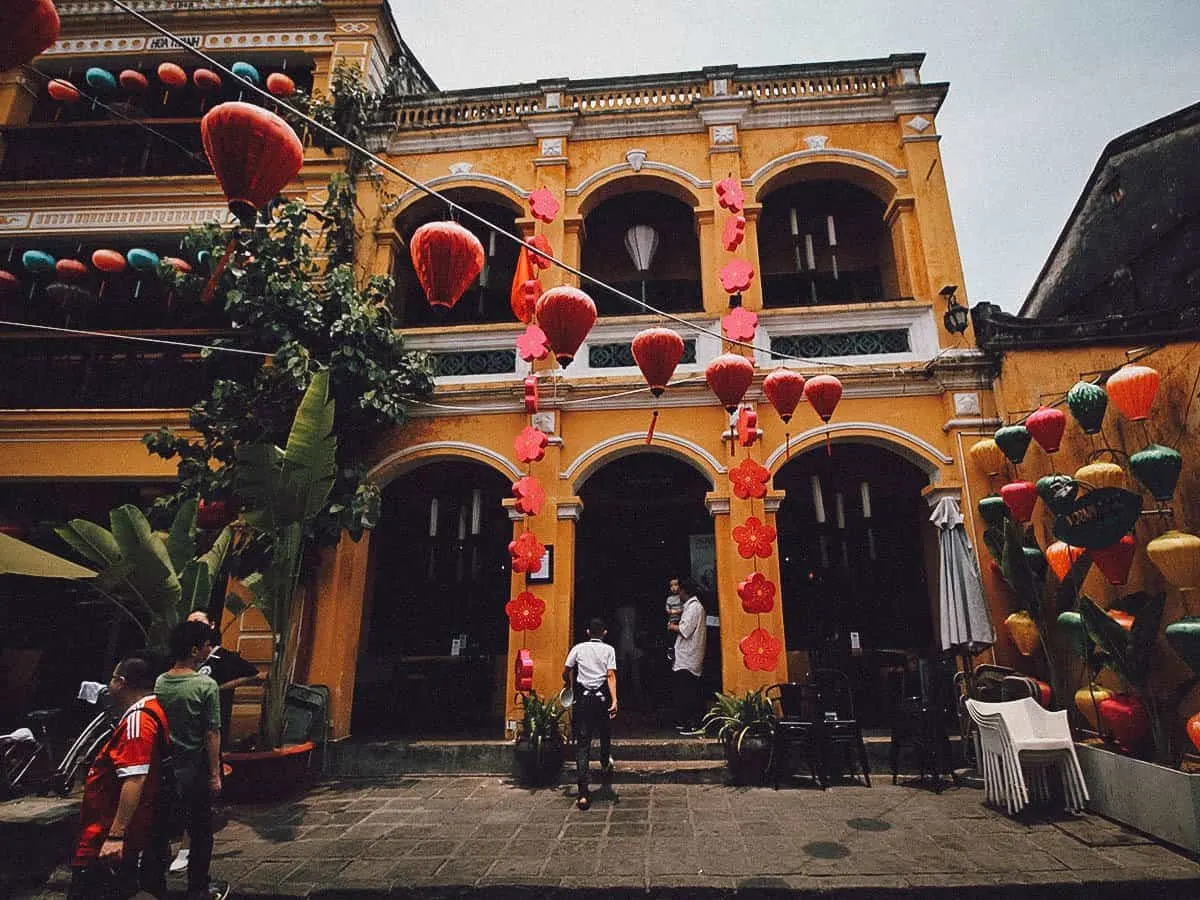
[[1187, 712, 1200, 754], [54, 259, 88, 281], [762, 369, 805, 422], [201, 102, 304, 228], [157, 62, 188, 89], [47, 78, 79, 103], [514, 648, 534, 692], [1096, 694, 1149, 752], [91, 249, 127, 274], [0, 0, 60, 72], [1000, 480, 1038, 523], [193, 68, 222, 92], [162, 257, 192, 274], [1025, 405, 1066, 454], [118, 69, 149, 92], [1092, 535, 1135, 585], [0, 270, 19, 299], [535, 286, 597, 366], [632, 327, 684, 397], [1105, 364, 1159, 422], [266, 72, 296, 97], [705, 353, 754, 412], [804, 374, 843, 423], [409, 221, 484, 310]]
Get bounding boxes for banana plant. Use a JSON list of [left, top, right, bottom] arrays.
[[54, 499, 233, 651]]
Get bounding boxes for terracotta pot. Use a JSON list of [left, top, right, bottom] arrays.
[[222, 741, 313, 803]]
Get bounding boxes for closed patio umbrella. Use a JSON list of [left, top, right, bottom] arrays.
[[930, 496, 994, 653], [0, 531, 96, 579]]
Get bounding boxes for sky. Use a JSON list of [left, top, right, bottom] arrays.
[[390, 0, 1200, 313]]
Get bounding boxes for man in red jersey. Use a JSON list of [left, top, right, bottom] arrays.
[[69, 654, 169, 899]]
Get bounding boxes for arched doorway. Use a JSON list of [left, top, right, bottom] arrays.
[[574, 452, 718, 734], [352, 460, 512, 738], [774, 444, 936, 724]]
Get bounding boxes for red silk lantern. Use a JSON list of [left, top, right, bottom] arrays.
[[0, 0, 60, 72], [1096, 694, 1149, 752], [762, 369, 806, 422], [118, 69, 149, 92], [804, 374, 843, 423], [91, 249, 127, 274], [1045, 540, 1086, 581], [1105, 364, 1160, 422], [632, 327, 684, 397], [1187, 712, 1200, 754], [1000, 480, 1037, 523], [514, 648, 534, 691], [201, 102, 304, 228], [1092, 535, 1135, 585], [157, 62, 188, 89], [47, 78, 79, 103], [55, 259, 88, 281], [409, 221, 484, 310], [535, 286, 596, 366], [266, 72, 296, 97], [1025, 405, 1066, 454], [193, 68, 222, 92], [162, 257, 192, 274], [705, 353, 754, 412]]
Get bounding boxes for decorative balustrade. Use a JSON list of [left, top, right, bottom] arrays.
[[733, 71, 892, 101], [566, 81, 705, 113]]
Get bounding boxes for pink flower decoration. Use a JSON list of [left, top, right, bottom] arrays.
[[526, 234, 553, 270], [512, 475, 545, 516], [505, 591, 546, 632], [722, 213, 746, 251], [509, 531, 546, 573], [528, 188, 560, 224], [722, 306, 758, 342], [729, 458, 769, 500], [733, 516, 776, 559], [514, 425, 548, 463], [739, 628, 783, 671], [738, 573, 776, 614], [517, 324, 549, 362], [715, 177, 745, 213], [719, 259, 755, 294]]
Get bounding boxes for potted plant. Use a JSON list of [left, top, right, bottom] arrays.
[[513, 690, 567, 787], [700, 687, 776, 786]]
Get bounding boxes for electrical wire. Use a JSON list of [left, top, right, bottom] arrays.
[[0, 319, 272, 356]]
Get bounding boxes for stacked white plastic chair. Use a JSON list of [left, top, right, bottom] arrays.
[[966, 698, 1089, 815]]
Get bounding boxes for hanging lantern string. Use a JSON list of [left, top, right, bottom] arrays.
[[0, 319, 272, 357], [21, 65, 207, 166], [102, 0, 910, 376]]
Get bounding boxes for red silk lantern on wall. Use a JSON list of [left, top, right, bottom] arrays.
[[193, 68, 222, 92], [201, 102, 305, 228], [118, 69, 149, 93], [1000, 481, 1037, 523], [266, 72, 296, 97], [632, 326, 685, 443], [1092, 535, 1135, 585], [763, 368, 806, 458], [1025, 405, 1066, 455], [91, 249, 127, 274], [409, 221, 484, 310], [0, 0, 60, 72], [705, 353, 754, 413], [47, 78, 79, 103], [535, 286, 596, 367], [54, 259, 88, 281], [1105, 364, 1160, 422]]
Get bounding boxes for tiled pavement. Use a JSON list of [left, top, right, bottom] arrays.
[[20, 776, 1200, 898]]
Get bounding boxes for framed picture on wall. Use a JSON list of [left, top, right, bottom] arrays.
[[527, 546, 554, 584]]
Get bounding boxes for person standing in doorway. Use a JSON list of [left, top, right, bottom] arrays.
[[563, 617, 617, 811], [664, 578, 683, 664], [669, 578, 707, 732]]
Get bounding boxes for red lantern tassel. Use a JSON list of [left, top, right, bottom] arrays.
[[201, 238, 238, 305], [785, 432, 791, 460], [645, 410, 659, 444], [825, 431, 832, 456]]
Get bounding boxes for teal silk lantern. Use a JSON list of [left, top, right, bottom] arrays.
[[994, 425, 1032, 465], [1129, 443, 1183, 502], [1067, 381, 1108, 434], [231, 62, 261, 85], [1037, 474, 1078, 516], [1166, 617, 1200, 678], [1056, 611, 1088, 658], [978, 495, 1008, 527], [126, 248, 161, 272], [21, 250, 56, 277], [85, 67, 117, 92]]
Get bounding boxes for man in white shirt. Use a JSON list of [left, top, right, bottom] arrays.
[[668, 579, 706, 732], [563, 618, 618, 811]]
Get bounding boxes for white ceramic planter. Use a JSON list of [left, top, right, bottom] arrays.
[[1076, 743, 1200, 853]]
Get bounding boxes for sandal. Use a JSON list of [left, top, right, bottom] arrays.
[[576, 796, 590, 811]]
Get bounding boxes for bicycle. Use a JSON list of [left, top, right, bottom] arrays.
[[0, 682, 117, 798]]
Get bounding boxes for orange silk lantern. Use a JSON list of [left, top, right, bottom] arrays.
[[54, 259, 88, 281], [201, 102, 304, 227], [409, 221, 484, 310], [969, 438, 1007, 477], [1000, 480, 1037, 523], [1025, 405, 1067, 454], [1045, 540, 1086, 581], [1004, 610, 1039, 656], [534, 286, 597, 367], [266, 72, 296, 97], [509, 238, 537, 323], [1146, 530, 1200, 593], [0, 0, 60, 72], [47, 78, 79, 103], [1105, 364, 1160, 422], [705, 353, 755, 413], [193, 68, 222, 92], [91, 249, 127, 274], [157, 62, 188, 89], [1092, 535, 1136, 586], [1074, 461, 1127, 490], [632, 327, 685, 444]]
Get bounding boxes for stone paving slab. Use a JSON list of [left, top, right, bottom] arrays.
[[15, 776, 1200, 898]]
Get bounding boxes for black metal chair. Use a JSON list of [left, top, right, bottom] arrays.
[[809, 668, 871, 787], [765, 682, 826, 789], [954, 663, 1015, 766], [889, 656, 957, 792]]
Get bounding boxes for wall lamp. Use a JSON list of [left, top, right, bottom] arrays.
[[940, 283, 970, 334]]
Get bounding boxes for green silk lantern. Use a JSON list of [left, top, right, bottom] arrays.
[[994, 425, 1032, 465], [1129, 443, 1182, 502], [978, 495, 1008, 527], [1036, 474, 1078, 516], [1166, 617, 1200, 678], [1056, 610, 1088, 657], [1066, 381, 1108, 434]]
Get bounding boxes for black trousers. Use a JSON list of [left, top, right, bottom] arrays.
[[143, 753, 214, 895], [673, 669, 704, 727], [67, 857, 141, 899], [572, 686, 612, 797]]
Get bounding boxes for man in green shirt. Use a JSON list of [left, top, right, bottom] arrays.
[[144, 620, 227, 900]]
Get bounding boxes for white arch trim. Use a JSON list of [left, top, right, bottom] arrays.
[[763, 422, 953, 473], [395, 174, 531, 208], [367, 441, 523, 485], [561, 432, 726, 488], [566, 162, 712, 197], [744, 149, 907, 187]]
